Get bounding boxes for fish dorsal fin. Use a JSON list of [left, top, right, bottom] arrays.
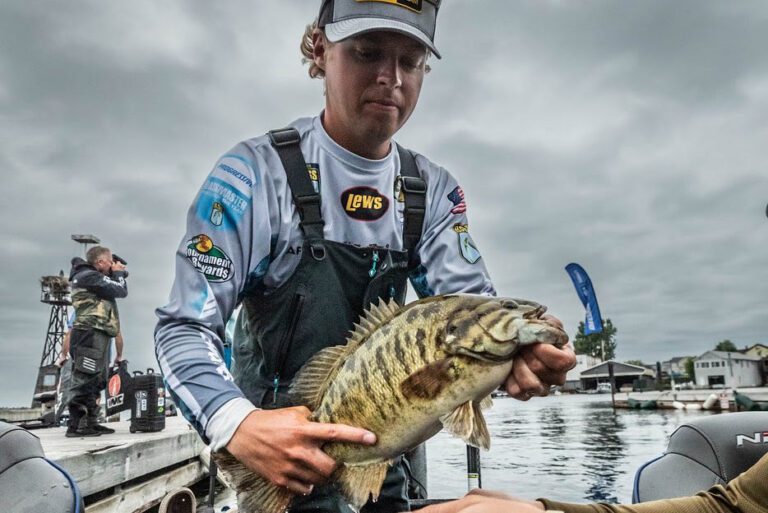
[[291, 298, 401, 410], [347, 297, 401, 349], [212, 449, 294, 513], [440, 401, 491, 450], [335, 461, 392, 510]]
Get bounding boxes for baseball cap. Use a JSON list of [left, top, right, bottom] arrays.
[[318, 0, 442, 59]]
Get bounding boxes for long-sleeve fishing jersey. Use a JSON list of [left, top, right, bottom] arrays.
[[155, 115, 495, 450], [541, 452, 768, 513]]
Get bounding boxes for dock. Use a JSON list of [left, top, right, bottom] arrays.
[[38, 416, 214, 512], [613, 386, 768, 410]]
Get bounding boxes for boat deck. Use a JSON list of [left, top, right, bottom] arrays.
[[38, 416, 209, 512]]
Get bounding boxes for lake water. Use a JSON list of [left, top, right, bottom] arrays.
[[424, 393, 716, 504]]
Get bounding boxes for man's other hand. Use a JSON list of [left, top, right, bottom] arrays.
[[225, 406, 377, 495], [410, 489, 546, 513], [505, 314, 576, 400]]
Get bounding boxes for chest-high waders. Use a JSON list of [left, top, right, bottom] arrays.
[[231, 128, 427, 512]]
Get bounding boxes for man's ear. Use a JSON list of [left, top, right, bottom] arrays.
[[312, 29, 327, 72]]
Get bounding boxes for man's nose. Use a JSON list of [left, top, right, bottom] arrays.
[[376, 57, 402, 88]]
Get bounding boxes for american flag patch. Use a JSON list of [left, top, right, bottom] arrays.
[[447, 185, 466, 214]]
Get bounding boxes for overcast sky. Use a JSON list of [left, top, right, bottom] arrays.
[[1, 1, 766, 406]]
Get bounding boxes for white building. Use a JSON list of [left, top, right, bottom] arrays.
[[693, 351, 763, 388], [661, 356, 693, 380], [563, 354, 602, 391]]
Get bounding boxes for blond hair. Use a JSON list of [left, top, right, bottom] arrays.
[[300, 20, 432, 79], [301, 20, 326, 79]]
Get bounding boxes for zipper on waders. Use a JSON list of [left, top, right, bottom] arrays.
[[368, 250, 380, 278], [272, 292, 305, 405]]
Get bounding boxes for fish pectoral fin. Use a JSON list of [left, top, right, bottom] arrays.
[[335, 461, 391, 510], [469, 401, 491, 449], [400, 357, 455, 400], [478, 394, 494, 410], [440, 401, 491, 450], [212, 449, 294, 513]]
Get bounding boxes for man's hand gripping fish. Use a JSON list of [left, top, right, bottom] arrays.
[[213, 294, 569, 513]]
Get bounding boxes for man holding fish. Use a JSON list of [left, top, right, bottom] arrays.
[[155, 1, 576, 511]]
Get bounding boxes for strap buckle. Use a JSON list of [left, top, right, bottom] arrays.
[[401, 176, 426, 194], [268, 128, 301, 147]]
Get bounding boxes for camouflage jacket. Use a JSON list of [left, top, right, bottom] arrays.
[[69, 258, 128, 337]]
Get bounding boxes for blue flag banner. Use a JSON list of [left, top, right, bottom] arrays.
[[565, 263, 604, 334]]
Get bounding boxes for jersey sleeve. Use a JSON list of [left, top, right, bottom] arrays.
[[540, 454, 768, 513], [154, 142, 272, 447], [409, 157, 496, 298]]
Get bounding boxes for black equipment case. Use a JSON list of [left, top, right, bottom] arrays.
[[129, 368, 166, 433]]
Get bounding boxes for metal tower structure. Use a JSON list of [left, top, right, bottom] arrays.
[[33, 273, 71, 406]]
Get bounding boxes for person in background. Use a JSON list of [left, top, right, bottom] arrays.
[[155, 1, 576, 511], [67, 246, 128, 437], [414, 452, 768, 513]]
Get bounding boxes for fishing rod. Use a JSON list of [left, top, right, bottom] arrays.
[[466, 444, 482, 491]]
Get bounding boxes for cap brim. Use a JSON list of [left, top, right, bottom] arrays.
[[325, 18, 441, 59]]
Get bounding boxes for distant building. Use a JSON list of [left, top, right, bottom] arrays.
[[580, 361, 655, 391], [692, 351, 762, 388], [742, 344, 768, 358], [741, 344, 768, 383], [563, 354, 602, 391], [661, 356, 693, 380]]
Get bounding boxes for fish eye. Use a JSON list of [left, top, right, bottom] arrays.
[[447, 324, 458, 334]]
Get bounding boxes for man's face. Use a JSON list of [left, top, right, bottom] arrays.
[[94, 252, 113, 275], [316, 31, 428, 157]]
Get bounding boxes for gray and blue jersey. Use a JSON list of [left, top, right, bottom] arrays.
[[155, 115, 495, 449]]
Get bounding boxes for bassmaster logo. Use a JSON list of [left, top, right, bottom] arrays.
[[357, 0, 423, 13], [307, 163, 320, 193], [340, 187, 389, 221], [186, 234, 234, 282], [736, 431, 768, 447]]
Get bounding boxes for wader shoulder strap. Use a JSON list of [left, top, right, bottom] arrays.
[[268, 127, 324, 239], [397, 144, 426, 269]]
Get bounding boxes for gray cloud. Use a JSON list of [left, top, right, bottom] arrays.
[[1, 0, 766, 405]]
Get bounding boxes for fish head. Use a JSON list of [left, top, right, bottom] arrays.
[[442, 295, 568, 362]]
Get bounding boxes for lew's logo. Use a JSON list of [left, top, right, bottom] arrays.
[[357, 0, 423, 13], [186, 234, 234, 282], [341, 187, 389, 221], [736, 431, 768, 447]]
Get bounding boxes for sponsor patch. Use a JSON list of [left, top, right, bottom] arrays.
[[307, 163, 320, 193], [196, 176, 250, 230], [210, 201, 224, 226], [394, 176, 405, 203], [186, 234, 234, 282], [216, 162, 254, 188], [341, 186, 389, 221], [453, 224, 481, 264], [357, 0, 423, 13], [447, 185, 466, 214]]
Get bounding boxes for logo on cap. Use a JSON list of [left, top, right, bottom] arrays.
[[357, 0, 423, 13]]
